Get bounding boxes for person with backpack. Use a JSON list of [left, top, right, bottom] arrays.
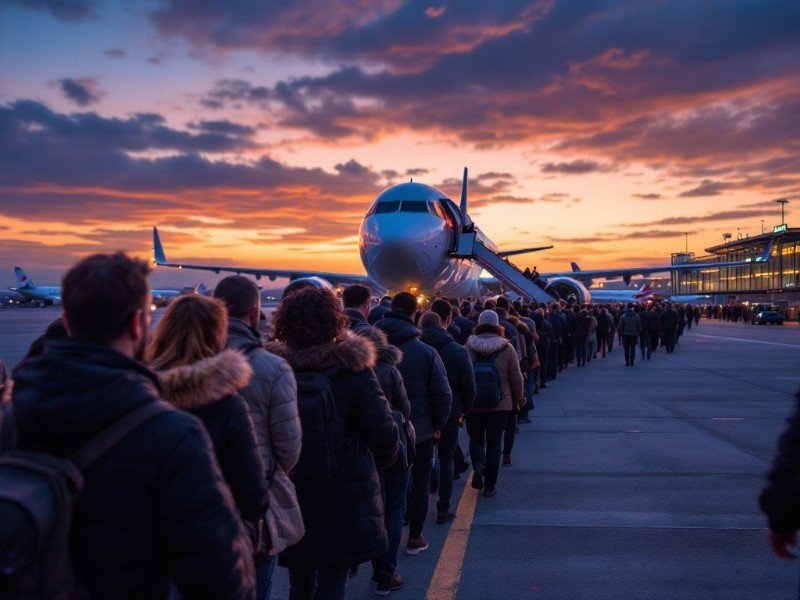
[[375, 292, 451, 556], [420, 310, 476, 525], [149, 295, 270, 569], [354, 326, 412, 595], [465, 310, 524, 497], [0, 253, 254, 599], [265, 287, 399, 600], [214, 275, 303, 600]]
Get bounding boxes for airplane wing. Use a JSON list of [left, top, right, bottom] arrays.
[[542, 242, 773, 283], [152, 228, 376, 289]]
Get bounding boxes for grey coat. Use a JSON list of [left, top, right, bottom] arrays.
[[226, 318, 305, 554]]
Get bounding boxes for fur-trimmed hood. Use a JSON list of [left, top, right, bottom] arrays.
[[354, 326, 402, 366], [466, 329, 509, 356], [157, 349, 253, 410], [264, 330, 376, 373]]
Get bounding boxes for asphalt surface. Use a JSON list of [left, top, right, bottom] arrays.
[[0, 311, 798, 598]]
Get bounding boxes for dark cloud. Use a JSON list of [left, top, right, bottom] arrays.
[[5, 0, 94, 21], [632, 193, 662, 200], [187, 119, 256, 136], [59, 78, 103, 107], [678, 180, 729, 198], [622, 209, 775, 228], [405, 168, 429, 176], [547, 229, 692, 244], [540, 160, 610, 175], [104, 48, 126, 58]]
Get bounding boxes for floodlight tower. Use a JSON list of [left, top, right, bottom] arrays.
[[776, 198, 789, 226]]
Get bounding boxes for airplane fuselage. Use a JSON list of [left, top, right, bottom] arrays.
[[359, 183, 484, 297]]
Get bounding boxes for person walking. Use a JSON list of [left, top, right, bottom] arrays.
[[420, 311, 476, 524], [2, 253, 255, 598], [149, 295, 270, 532], [465, 311, 524, 497], [586, 308, 598, 362], [661, 303, 679, 353], [596, 307, 611, 358], [265, 287, 399, 600], [619, 303, 642, 366], [214, 275, 304, 599], [573, 308, 590, 367], [354, 326, 411, 595], [375, 293, 451, 556]]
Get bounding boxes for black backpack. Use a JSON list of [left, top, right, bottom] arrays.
[[472, 350, 504, 409], [384, 409, 415, 475], [0, 401, 166, 599], [291, 367, 344, 486]]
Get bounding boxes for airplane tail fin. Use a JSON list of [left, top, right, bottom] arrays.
[[570, 262, 581, 272], [14, 267, 33, 289], [641, 283, 651, 292], [153, 227, 167, 264], [757, 241, 774, 263], [194, 283, 208, 295]]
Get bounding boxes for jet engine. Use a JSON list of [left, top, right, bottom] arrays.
[[544, 277, 591, 304], [282, 276, 335, 299]]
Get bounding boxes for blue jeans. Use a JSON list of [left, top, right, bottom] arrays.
[[256, 555, 277, 600], [372, 468, 409, 577], [408, 437, 435, 538], [288, 567, 348, 600]]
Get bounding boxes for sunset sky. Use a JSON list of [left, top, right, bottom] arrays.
[[1, 0, 798, 288]]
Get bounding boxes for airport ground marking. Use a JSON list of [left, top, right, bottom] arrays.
[[426, 478, 479, 600], [689, 333, 800, 349]]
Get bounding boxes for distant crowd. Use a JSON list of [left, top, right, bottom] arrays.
[[0, 252, 708, 600]]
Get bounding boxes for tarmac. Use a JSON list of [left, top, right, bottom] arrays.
[[0, 310, 798, 598]]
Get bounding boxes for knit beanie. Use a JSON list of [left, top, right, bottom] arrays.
[[478, 310, 499, 326]]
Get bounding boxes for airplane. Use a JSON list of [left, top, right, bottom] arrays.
[[10, 267, 62, 305], [152, 169, 773, 303], [582, 283, 658, 304], [10, 267, 187, 308]]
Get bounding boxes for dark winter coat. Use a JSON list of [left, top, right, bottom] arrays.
[[7, 339, 254, 599], [548, 312, 563, 340], [265, 333, 399, 570], [420, 326, 476, 426], [619, 310, 642, 336], [453, 315, 475, 344], [761, 390, 800, 533], [356, 326, 410, 419], [346, 308, 373, 333], [574, 312, 590, 339], [595, 312, 612, 335], [158, 350, 269, 522], [661, 308, 679, 330], [375, 312, 452, 442]]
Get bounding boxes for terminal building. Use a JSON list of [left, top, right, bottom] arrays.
[[670, 225, 799, 306]]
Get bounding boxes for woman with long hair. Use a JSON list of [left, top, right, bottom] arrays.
[[149, 295, 269, 526], [265, 287, 399, 600]]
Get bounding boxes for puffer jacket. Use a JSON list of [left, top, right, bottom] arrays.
[[619, 310, 643, 336], [375, 312, 452, 442], [265, 333, 399, 570], [420, 326, 476, 426], [356, 326, 410, 418], [158, 350, 269, 523], [7, 338, 254, 599], [465, 324, 525, 413], [226, 317, 304, 554]]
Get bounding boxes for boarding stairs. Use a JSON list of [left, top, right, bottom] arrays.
[[452, 230, 555, 302]]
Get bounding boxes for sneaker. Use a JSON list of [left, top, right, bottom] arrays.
[[375, 572, 404, 595], [471, 468, 484, 490], [406, 536, 429, 555], [483, 488, 498, 498], [502, 455, 512, 467], [437, 510, 456, 524]]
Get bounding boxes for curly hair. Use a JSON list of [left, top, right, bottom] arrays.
[[272, 287, 349, 350]]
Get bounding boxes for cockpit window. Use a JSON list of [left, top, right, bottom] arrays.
[[400, 200, 429, 213], [374, 200, 401, 214]]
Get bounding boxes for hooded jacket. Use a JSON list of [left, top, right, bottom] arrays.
[[619, 310, 643, 337], [226, 317, 304, 554], [7, 338, 254, 599], [356, 326, 410, 418], [346, 308, 373, 334], [465, 324, 525, 413], [158, 349, 269, 523], [375, 311, 452, 442], [265, 332, 399, 569], [420, 326, 476, 425]]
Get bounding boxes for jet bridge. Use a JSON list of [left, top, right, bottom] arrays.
[[453, 230, 556, 302]]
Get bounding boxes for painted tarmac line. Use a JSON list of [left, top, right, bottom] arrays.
[[690, 333, 800, 349], [425, 481, 479, 600]]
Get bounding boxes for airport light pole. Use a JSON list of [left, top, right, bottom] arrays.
[[683, 232, 689, 253], [776, 198, 789, 226]]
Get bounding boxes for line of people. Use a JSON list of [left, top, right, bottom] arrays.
[[0, 252, 702, 600]]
